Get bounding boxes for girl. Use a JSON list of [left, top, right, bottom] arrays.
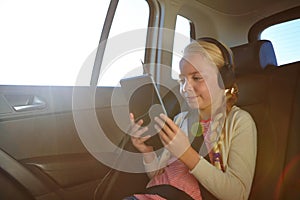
[[126, 38, 257, 200]]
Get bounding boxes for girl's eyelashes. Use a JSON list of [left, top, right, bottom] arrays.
[[193, 76, 203, 81], [177, 75, 203, 84]]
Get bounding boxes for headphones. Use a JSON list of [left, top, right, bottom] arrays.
[[196, 37, 236, 89]]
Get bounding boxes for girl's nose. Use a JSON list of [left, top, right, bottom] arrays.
[[182, 78, 192, 92]]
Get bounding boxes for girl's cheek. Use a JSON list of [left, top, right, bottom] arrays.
[[194, 81, 207, 92]]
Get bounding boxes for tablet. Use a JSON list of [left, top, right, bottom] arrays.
[[120, 74, 166, 149]]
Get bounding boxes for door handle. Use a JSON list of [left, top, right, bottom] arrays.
[[13, 95, 47, 112]]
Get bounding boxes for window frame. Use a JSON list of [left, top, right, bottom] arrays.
[[91, 0, 160, 87], [90, 0, 119, 86], [248, 6, 300, 42], [171, 14, 195, 80], [248, 6, 300, 66]]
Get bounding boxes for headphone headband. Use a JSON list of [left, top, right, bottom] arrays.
[[196, 37, 236, 89]]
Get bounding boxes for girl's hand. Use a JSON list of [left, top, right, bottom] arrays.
[[129, 113, 154, 153], [154, 114, 191, 158]]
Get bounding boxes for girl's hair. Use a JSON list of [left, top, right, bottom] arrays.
[[183, 40, 238, 170], [195, 41, 238, 171], [184, 40, 239, 112]]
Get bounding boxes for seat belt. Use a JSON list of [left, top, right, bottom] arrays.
[[187, 111, 218, 200], [187, 110, 210, 160], [0, 148, 50, 197], [145, 184, 194, 200]]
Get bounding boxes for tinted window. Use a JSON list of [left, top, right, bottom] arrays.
[[261, 18, 300, 65], [97, 0, 149, 86], [172, 15, 193, 79], [0, 0, 110, 86]]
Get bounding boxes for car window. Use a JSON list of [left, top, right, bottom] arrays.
[[171, 15, 193, 80], [261, 18, 300, 66], [0, 0, 110, 86], [97, 0, 150, 87]]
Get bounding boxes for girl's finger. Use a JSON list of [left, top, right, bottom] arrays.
[[154, 115, 174, 138], [129, 113, 135, 125], [131, 134, 150, 142], [131, 126, 148, 138], [131, 119, 144, 133], [139, 135, 151, 143], [159, 113, 178, 133], [155, 124, 170, 144], [129, 113, 145, 134]]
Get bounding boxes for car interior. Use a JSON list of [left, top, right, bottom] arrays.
[[0, 0, 299, 199]]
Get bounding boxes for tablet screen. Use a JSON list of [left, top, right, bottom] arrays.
[[120, 74, 166, 149]]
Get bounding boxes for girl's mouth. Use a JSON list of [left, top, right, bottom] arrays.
[[185, 96, 199, 101]]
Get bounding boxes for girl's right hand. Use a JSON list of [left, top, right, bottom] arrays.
[[129, 113, 154, 153]]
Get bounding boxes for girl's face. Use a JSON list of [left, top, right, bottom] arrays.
[[179, 54, 212, 112]]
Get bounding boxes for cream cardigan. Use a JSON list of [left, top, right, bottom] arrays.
[[144, 106, 257, 200]]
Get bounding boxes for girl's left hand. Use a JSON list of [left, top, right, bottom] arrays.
[[154, 114, 191, 158]]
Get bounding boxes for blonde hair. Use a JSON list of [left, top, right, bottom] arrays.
[[183, 39, 238, 112], [184, 40, 239, 171]]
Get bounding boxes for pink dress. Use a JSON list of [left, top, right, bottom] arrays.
[[134, 119, 212, 200], [134, 158, 201, 200]]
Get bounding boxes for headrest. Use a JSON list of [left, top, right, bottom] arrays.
[[236, 74, 268, 106], [231, 40, 277, 76]]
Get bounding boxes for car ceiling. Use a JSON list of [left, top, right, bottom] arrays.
[[195, 0, 300, 15]]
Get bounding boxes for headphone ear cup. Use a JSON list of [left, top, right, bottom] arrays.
[[218, 64, 236, 89], [217, 72, 225, 89], [197, 37, 236, 89]]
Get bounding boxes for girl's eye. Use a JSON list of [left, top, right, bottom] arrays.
[[193, 76, 203, 81]]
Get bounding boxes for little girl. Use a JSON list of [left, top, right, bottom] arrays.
[[126, 38, 257, 200]]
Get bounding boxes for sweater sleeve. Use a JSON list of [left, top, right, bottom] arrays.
[[143, 152, 160, 178], [190, 109, 257, 200]]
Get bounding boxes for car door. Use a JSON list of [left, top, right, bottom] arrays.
[[0, 0, 155, 199]]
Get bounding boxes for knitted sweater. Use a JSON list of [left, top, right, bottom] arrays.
[[143, 106, 257, 200]]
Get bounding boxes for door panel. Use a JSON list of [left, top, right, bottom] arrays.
[[0, 85, 122, 199], [0, 78, 181, 199]]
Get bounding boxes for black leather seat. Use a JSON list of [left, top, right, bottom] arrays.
[[231, 40, 280, 200], [267, 61, 300, 199], [231, 40, 300, 199]]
